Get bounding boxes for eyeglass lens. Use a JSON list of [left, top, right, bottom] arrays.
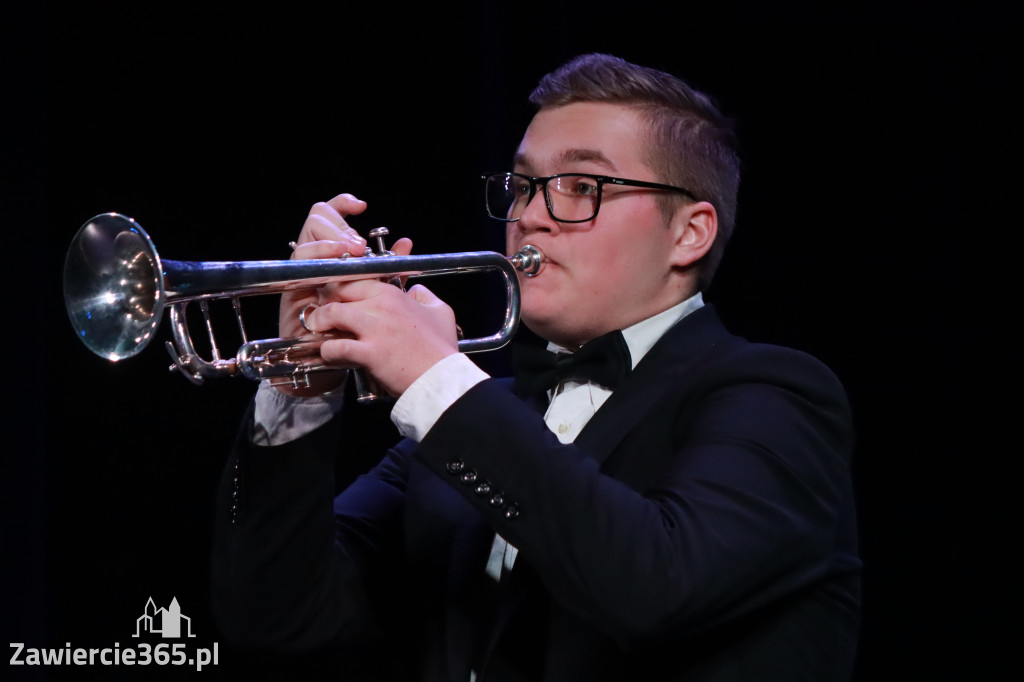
[[485, 174, 600, 223]]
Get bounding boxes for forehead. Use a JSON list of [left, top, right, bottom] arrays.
[[514, 102, 649, 174]]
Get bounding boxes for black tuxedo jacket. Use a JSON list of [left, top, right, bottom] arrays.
[[212, 305, 861, 681]]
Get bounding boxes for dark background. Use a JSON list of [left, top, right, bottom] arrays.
[[3, 1, 1017, 680]]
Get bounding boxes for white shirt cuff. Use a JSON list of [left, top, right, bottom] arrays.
[[253, 377, 347, 446], [390, 354, 490, 442]]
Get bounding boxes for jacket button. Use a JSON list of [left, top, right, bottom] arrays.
[[489, 494, 505, 508], [446, 458, 465, 474], [474, 481, 492, 496], [504, 503, 519, 520], [460, 470, 478, 484]]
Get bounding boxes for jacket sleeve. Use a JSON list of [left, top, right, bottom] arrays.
[[210, 400, 409, 653], [411, 344, 858, 645]]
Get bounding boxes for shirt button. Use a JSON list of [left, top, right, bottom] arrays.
[[557, 423, 570, 434]]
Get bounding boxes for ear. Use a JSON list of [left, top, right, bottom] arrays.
[[668, 200, 718, 269]]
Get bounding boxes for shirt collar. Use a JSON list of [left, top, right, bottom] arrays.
[[547, 291, 704, 369]]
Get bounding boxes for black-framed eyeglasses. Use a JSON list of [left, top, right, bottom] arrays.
[[482, 172, 697, 224]]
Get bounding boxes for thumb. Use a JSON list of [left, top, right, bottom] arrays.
[[407, 283, 442, 305], [392, 237, 414, 256], [391, 237, 414, 288]]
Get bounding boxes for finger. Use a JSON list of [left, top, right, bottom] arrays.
[[292, 239, 364, 261], [318, 336, 372, 368], [298, 212, 368, 251], [279, 290, 321, 337], [322, 278, 397, 305], [391, 237, 413, 257], [325, 193, 369, 216], [310, 195, 367, 231], [295, 195, 369, 247], [388, 237, 414, 287], [406, 283, 442, 305], [304, 298, 374, 334], [405, 284, 458, 342]]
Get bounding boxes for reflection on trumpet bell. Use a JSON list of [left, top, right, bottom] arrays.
[[63, 213, 544, 396], [63, 216, 164, 361]]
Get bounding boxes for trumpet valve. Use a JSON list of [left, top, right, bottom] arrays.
[[368, 226, 393, 255]]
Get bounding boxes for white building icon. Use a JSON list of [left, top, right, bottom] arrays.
[[133, 597, 196, 638]]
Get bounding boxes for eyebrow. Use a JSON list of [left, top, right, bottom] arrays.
[[513, 148, 617, 173]]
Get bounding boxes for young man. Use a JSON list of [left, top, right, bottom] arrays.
[[212, 54, 861, 681]]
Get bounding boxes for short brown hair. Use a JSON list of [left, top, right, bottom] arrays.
[[530, 54, 740, 290]]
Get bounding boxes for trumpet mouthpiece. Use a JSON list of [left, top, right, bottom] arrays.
[[510, 244, 544, 277]]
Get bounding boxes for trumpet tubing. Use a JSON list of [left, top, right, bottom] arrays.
[[63, 213, 542, 395]]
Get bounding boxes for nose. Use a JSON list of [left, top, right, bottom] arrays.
[[516, 183, 559, 235]]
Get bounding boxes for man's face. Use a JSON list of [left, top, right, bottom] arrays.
[[507, 102, 687, 348]]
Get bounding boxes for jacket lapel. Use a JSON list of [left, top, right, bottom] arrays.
[[574, 305, 738, 464]]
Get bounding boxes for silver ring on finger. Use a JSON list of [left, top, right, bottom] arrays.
[[299, 303, 319, 333]]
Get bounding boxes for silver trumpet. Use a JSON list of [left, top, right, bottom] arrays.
[[63, 213, 543, 402]]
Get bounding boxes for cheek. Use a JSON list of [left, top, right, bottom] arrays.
[[581, 238, 666, 300], [574, 244, 633, 289], [505, 225, 518, 255]]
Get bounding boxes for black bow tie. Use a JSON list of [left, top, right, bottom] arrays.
[[513, 330, 632, 396]]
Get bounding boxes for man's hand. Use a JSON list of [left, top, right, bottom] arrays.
[[277, 194, 374, 397], [303, 279, 459, 398], [277, 193, 453, 398]]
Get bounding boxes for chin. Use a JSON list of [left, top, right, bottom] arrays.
[[521, 312, 588, 349], [521, 292, 560, 334], [521, 311, 563, 346], [519, 280, 594, 347]]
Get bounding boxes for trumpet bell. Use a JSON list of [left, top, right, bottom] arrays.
[[63, 213, 164, 361]]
